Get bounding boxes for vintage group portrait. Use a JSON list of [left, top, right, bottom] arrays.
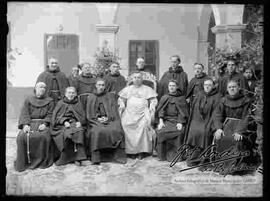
[[6, 2, 263, 197]]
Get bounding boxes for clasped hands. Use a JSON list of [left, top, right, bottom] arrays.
[[23, 123, 47, 133], [64, 121, 81, 128], [214, 129, 242, 141], [157, 119, 183, 131], [97, 116, 108, 124], [23, 125, 31, 133]]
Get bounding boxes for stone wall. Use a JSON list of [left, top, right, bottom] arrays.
[[7, 87, 33, 119]]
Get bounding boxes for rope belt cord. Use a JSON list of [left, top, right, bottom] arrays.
[[243, 88, 256, 95], [26, 130, 34, 164], [31, 119, 45, 121], [78, 93, 91, 97]]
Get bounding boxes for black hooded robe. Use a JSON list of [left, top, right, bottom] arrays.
[[184, 89, 222, 166], [71, 74, 96, 110], [217, 72, 249, 96], [104, 72, 127, 95], [157, 66, 188, 100], [246, 79, 258, 99], [36, 68, 69, 107], [68, 74, 78, 87], [51, 97, 87, 166], [186, 73, 209, 103], [155, 93, 189, 161], [85, 91, 126, 163], [14, 96, 56, 172], [211, 92, 259, 174]]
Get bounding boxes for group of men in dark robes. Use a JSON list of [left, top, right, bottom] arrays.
[[15, 57, 131, 171], [15, 55, 261, 176]]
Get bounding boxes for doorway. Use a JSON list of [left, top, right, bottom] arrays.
[[44, 34, 79, 76]]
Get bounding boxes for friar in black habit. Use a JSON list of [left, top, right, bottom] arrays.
[[51, 87, 87, 166], [15, 82, 56, 172], [36, 57, 69, 107], [85, 78, 127, 165]]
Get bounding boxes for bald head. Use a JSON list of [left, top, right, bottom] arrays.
[[170, 55, 181, 70], [81, 62, 93, 75], [48, 57, 59, 71], [72, 67, 80, 77], [65, 87, 77, 100], [35, 82, 46, 98], [227, 80, 240, 96], [110, 62, 120, 75], [136, 58, 145, 70], [132, 71, 143, 86], [35, 82, 46, 88]]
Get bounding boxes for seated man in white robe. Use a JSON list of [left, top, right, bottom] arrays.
[[118, 71, 158, 160]]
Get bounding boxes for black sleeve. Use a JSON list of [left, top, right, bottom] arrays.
[[18, 99, 31, 129]]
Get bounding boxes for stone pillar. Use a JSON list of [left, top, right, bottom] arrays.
[[95, 3, 119, 52], [95, 24, 119, 51], [197, 39, 209, 72], [211, 24, 246, 50]]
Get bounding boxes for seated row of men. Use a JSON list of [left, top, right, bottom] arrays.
[[15, 81, 125, 171], [14, 55, 260, 174]]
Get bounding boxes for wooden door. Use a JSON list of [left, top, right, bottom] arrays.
[[44, 34, 79, 76]]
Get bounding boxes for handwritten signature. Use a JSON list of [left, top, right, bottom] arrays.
[[170, 144, 260, 176]]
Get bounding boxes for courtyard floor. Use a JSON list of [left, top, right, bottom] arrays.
[[5, 119, 263, 197]]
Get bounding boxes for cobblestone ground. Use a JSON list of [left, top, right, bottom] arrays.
[[6, 119, 263, 197]]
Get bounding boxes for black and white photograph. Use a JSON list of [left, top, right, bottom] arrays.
[[6, 2, 263, 197]]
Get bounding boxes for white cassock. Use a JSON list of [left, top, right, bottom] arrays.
[[118, 84, 157, 154]]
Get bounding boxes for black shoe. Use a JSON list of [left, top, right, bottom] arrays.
[[75, 161, 81, 166], [128, 154, 137, 159], [114, 158, 127, 164], [186, 160, 200, 167], [92, 162, 100, 165], [198, 164, 210, 172], [152, 150, 158, 157], [138, 153, 144, 160], [80, 160, 88, 166]]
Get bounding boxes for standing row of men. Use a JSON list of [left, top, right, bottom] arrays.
[[14, 55, 260, 175], [67, 55, 257, 101]]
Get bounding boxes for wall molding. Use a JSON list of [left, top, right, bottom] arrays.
[[211, 24, 246, 34], [95, 24, 119, 33]]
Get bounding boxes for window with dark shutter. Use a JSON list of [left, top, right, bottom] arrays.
[[129, 40, 159, 77]]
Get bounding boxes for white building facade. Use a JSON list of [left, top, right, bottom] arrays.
[[7, 2, 247, 118]]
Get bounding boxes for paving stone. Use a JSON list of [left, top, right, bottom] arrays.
[[6, 131, 263, 197]]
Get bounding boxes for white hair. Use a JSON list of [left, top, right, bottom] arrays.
[[65, 86, 77, 93], [48, 57, 58, 63], [35, 82, 46, 89], [136, 57, 144, 63]]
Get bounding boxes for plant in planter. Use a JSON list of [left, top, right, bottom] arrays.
[[210, 47, 241, 77], [208, 5, 263, 80], [92, 40, 121, 77]]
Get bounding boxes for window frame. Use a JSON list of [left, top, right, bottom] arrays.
[[128, 40, 159, 77], [44, 33, 79, 69]]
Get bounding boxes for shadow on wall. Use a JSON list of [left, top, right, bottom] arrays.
[[7, 87, 33, 120]]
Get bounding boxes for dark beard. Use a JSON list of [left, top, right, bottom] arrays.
[[111, 71, 120, 76]]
